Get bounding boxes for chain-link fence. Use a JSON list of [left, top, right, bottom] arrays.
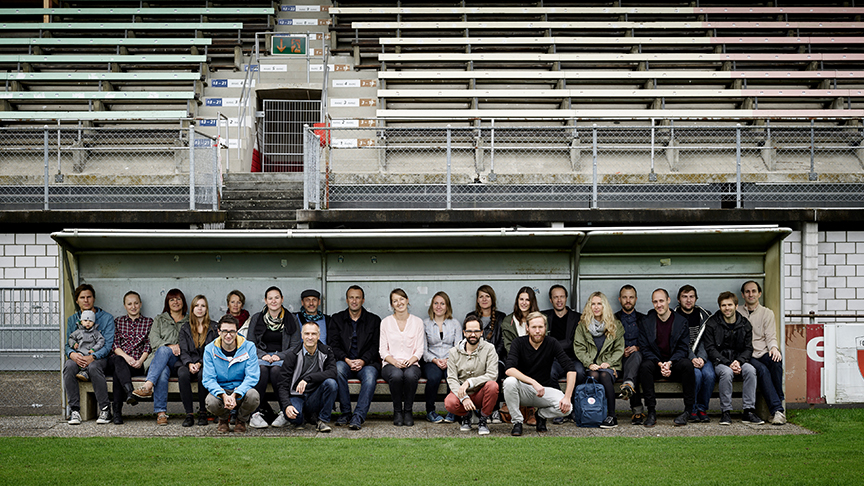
[[305, 121, 864, 210], [0, 126, 221, 211]]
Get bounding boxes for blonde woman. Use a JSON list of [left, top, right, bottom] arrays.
[[573, 291, 625, 429], [422, 291, 461, 423], [178, 295, 218, 427]]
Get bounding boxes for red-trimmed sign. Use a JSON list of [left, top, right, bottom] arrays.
[[806, 324, 825, 404]]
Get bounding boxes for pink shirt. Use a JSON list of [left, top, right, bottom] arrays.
[[379, 314, 425, 368]]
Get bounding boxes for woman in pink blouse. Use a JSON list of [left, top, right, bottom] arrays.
[[379, 288, 426, 427]]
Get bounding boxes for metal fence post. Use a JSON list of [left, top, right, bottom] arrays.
[[212, 137, 219, 211], [446, 125, 452, 210], [43, 126, 49, 210], [649, 119, 657, 182], [809, 119, 818, 181], [736, 124, 742, 208], [592, 124, 598, 209], [189, 127, 196, 210], [303, 124, 310, 210]]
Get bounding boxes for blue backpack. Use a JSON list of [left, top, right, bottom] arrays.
[[573, 376, 606, 428]]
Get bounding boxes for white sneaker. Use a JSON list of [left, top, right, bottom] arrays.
[[249, 412, 269, 429], [68, 411, 82, 425], [271, 413, 288, 428], [96, 409, 111, 425], [772, 411, 787, 425], [490, 410, 502, 424]]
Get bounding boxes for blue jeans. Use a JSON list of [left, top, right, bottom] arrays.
[[145, 346, 178, 413], [289, 378, 338, 425], [422, 361, 447, 413], [336, 360, 378, 422], [693, 360, 715, 413], [751, 354, 784, 414]]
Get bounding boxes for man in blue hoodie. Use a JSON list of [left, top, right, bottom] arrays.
[[64, 284, 114, 425], [203, 315, 261, 434]]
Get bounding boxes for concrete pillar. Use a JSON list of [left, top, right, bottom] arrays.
[[801, 222, 819, 314]]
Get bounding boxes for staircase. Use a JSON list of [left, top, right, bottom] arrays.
[[221, 173, 304, 229]]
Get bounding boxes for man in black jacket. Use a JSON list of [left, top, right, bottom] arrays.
[[327, 285, 381, 430], [702, 291, 762, 426], [542, 284, 584, 424], [615, 284, 647, 425], [637, 288, 696, 427], [279, 322, 337, 432]]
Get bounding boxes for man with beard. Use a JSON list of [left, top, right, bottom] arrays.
[[542, 284, 584, 424], [444, 314, 499, 435], [502, 312, 576, 436], [615, 285, 646, 425], [674, 284, 714, 423]]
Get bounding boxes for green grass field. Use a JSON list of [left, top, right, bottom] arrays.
[[1, 408, 862, 485]]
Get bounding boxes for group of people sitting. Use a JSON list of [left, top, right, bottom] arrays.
[[63, 279, 785, 435]]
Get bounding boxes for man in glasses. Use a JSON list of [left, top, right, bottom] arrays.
[[202, 315, 261, 433], [443, 314, 499, 435]]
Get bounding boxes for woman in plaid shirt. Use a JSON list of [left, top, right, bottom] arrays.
[[109, 291, 153, 424]]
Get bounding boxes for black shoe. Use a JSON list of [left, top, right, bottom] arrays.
[[125, 390, 138, 406], [698, 411, 710, 423], [182, 414, 195, 427], [552, 416, 564, 425], [112, 412, 124, 425], [393, 410, 403, 426], [335, 414, 351, 426], [535, 415, 547, 432], [742, 410, 765, 425], [644, 410, 657, 428], [600, 416, 618, 429], [511, 422, 523, 436], [631, 412, 645, 426], [719, 411, 732, 425], [198, 412, 210, 426], [348, 414, 363, 430], [673, 411, 689, 426], [403, 410, 414, 427], [688, 412, 699, 422]]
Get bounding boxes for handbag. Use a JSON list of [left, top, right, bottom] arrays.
[[573, 376, 607, 428]]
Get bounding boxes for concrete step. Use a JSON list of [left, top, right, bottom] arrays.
[[224, 210, 299, 221], [221, 190, 303, 202], [225, 219, 297, 230]]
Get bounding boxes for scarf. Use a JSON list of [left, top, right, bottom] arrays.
[[264, 307, 285, 332], [588, 318, 606, 338], [301, 309, 324, 323]]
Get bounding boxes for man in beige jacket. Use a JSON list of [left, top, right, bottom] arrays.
[[444, 314, 499, 435], [738, 281, 786, 425]]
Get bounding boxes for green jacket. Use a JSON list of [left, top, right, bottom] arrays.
[[573, 319, 624, 371]]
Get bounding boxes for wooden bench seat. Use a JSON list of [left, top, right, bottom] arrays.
[[76, 376, 745, 421], [377, 52, 864, 63], [0, 110, 189, 121], [0, 38, 212, 47], [0, 22, 243, 31], [0, 91, 197, 102], [353, 21, 864, 31], [378, 88, 862, 99], [0, 54, 206, 64], [377, 70, 864, 81], [0, 7, 273, 16], [378, 36, 864, 47], [2, 72, 202, 83], [376, 108, 864, 120], [332, 7, 864, 15]]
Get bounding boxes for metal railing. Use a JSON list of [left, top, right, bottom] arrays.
[[0, 125, 221, 211], [0, 288, 60, 372], [304, 121, 864, 210]]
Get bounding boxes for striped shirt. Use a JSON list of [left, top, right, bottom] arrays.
[[112, 315, 154, 361]]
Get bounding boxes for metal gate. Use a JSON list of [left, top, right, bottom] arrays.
[[262, 100, 322, 172]]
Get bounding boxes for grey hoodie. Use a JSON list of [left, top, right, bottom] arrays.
[[68, 322, 105, 356], [446, 338, 499, 394]]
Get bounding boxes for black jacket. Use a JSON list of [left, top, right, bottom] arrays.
[[466, 310, 507, 361], [702, 310, 753, 367], [178, 320, 218, 366], [278, 341, 337, 403], [328, 307, 382, 371], [637, 309, 691, 364], [247, 308, 301, 361], [542, 307, 581, 361], [616, 309, 646, 348]]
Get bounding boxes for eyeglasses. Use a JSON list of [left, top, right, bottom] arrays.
[[464, 330, 483, 334], [219, 329, 237, 335]]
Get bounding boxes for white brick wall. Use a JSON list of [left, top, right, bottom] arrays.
[[0, 233, 59, 288], [812, 230, 864, 314], [784, 230, 802, 314]]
